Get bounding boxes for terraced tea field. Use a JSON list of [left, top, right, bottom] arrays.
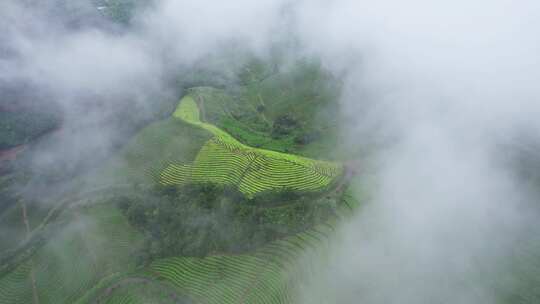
[[0, 205, 143, 304], [129, 188, 362, 304], [161, 95, 343, 197], [135, 211, 348, 304]]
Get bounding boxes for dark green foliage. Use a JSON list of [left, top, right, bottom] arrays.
[[271, 115, 298, 138], [237, 58, 276, 85], [123, 184, 273, 260], [95, 0, 152, 25], [120, 183, 337, 263], [168, 57, 342, 158], [294, 129, 322, 145], [220, 117, 287, 149], [105, 0, 136, 24], [184, 59, 344, 159]]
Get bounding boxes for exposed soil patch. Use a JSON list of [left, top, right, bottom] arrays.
[[0, 145, 26, 163]]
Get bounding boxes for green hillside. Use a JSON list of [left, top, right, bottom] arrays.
[[159, 95, 343, 197], [0, 60, 363, 304], [78, 188, 361, 304], [0, 204, 143, 304]]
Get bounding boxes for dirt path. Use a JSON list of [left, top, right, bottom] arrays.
[[21, 202, 41, 304], [196, 95, 207, 122]]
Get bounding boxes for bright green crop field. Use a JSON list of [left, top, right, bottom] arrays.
[[162, 95, 343, 197]]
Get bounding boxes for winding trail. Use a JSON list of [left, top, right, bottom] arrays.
[[0, 184, 134, 276], [21, 202, 40, 304]]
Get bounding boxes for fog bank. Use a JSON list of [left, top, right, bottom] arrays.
[[292, 1, 540, 303]]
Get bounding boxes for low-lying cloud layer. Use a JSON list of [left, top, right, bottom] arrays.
[[292, 1, 540, 303], [2, 0, 540, 303]]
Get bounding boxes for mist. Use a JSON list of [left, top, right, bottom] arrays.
[[2, 0, 540, 303], [0, 0, 286, 193], [291, 1, 540, 303]]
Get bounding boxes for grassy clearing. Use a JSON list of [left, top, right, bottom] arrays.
[[119, 117, 212, 184], [172, 96, 200, 123]]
